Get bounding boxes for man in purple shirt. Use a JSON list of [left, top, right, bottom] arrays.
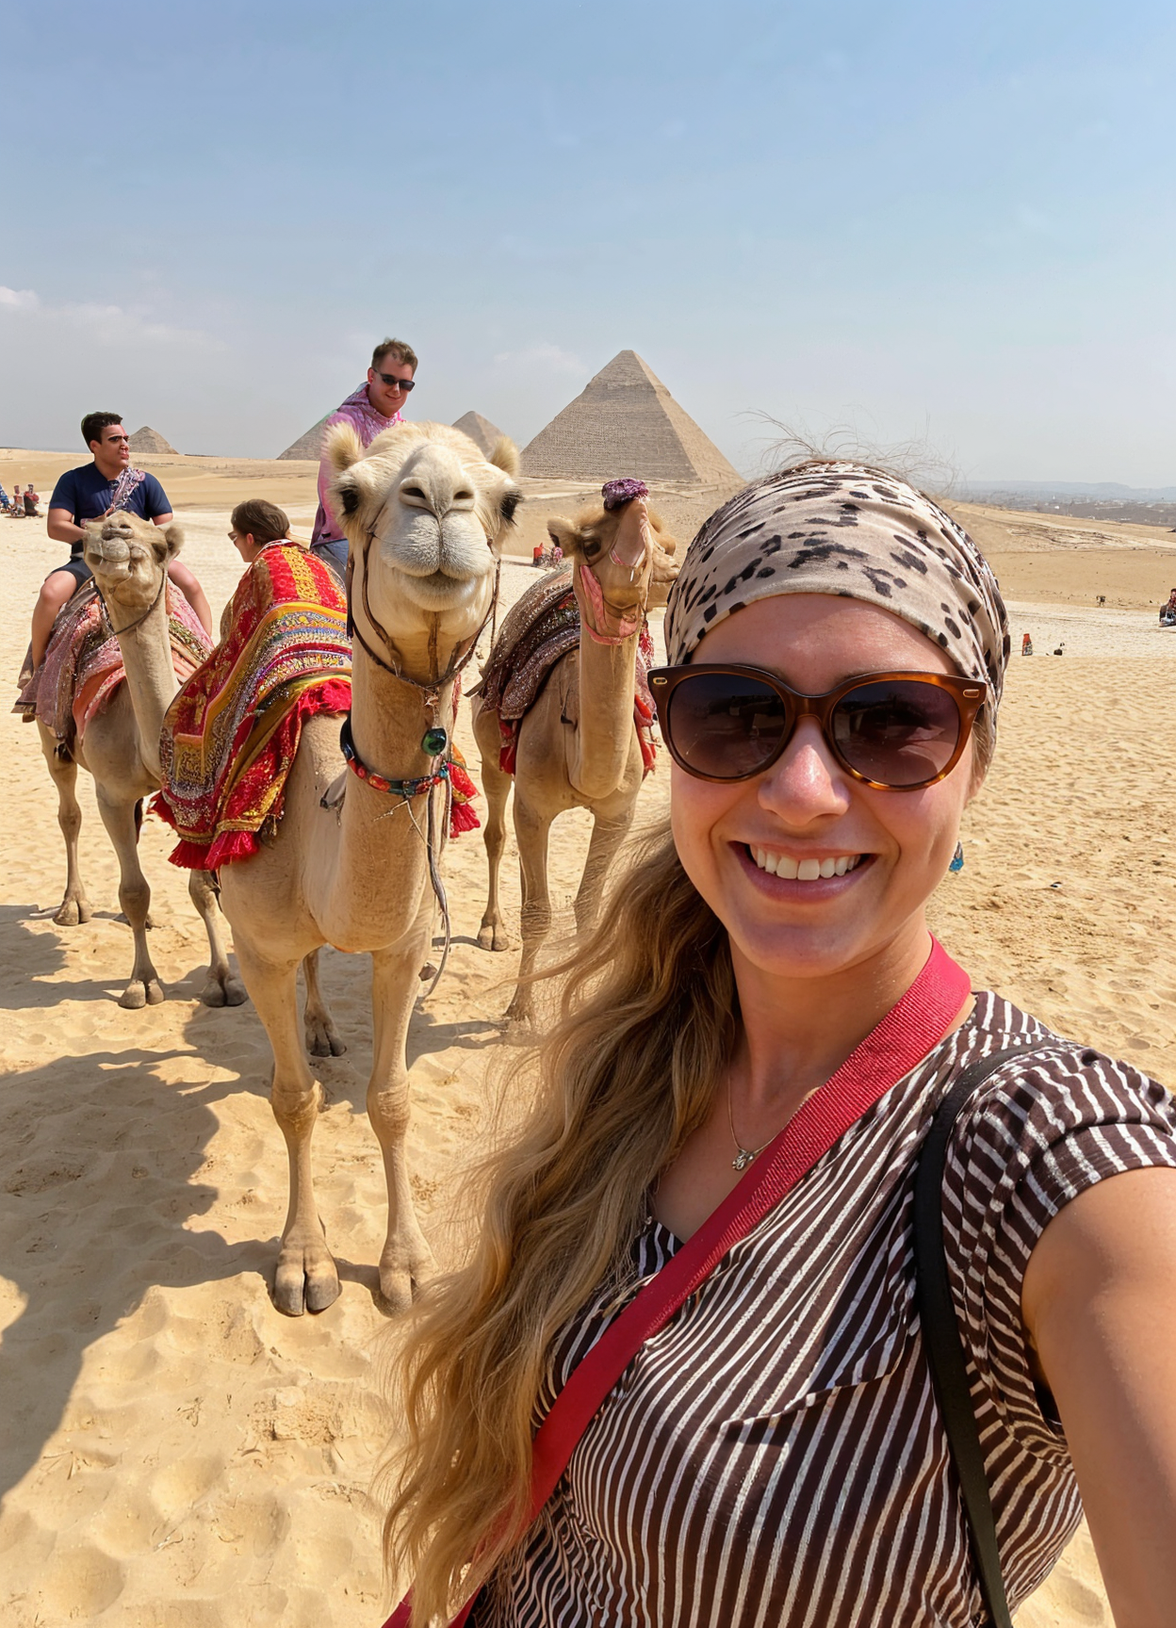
[[309, 337, 418, 580], [30, 412, 212, 668]]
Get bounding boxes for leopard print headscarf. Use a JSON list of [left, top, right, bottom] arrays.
[[664, 463, 1010, 708]]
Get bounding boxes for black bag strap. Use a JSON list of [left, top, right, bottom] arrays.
[[913, 1041, 1062, 1628]]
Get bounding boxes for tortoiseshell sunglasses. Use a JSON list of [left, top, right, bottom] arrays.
[[647, 666, 989, 791]]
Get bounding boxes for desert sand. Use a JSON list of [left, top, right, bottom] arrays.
[[0, 450, 1174, 1626]]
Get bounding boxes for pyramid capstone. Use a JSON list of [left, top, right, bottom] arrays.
[[520, 351, 741, 486]]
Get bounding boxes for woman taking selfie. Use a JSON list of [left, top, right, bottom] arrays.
[[385, 464, 1176, 1627]]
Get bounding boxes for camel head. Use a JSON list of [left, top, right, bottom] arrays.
[[82, 512, 183, 625], [547, 501, 680, 635], [327, 421, 521, 668]]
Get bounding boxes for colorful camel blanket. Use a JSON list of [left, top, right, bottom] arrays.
[[14, 580, 212, 751], [155, 542, 354, 870], [477, 565, 656, 776]]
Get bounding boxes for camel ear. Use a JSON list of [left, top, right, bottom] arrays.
[[488, 436, 519, 477], [546, 517, 578, 551], [162, 522, 184, 558], [325, 420, 363, 474]]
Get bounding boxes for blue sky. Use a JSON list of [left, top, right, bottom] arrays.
[[2, 0, 1173, 482]]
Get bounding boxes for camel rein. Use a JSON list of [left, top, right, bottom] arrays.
[[335, 506, 502, 997], [92, 566, 168, 641]]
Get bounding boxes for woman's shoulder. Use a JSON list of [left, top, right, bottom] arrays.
[[940, 991, 1176, 1231]]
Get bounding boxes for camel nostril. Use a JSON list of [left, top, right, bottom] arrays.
[[454, 489, 474, 504], [402, 485, 427, 501]]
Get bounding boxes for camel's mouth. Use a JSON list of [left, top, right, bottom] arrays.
[[389, 564, 492, 610]]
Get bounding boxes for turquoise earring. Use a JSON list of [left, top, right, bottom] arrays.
[[949, 841, 964, 874]]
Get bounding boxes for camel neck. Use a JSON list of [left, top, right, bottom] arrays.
[[570, 571, 644, 800], [104, 584, 177, 781]]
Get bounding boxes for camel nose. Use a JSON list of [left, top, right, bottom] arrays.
[[398, 459, 476, 520]]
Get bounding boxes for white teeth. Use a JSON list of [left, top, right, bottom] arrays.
[[751, 849, 863, 880]]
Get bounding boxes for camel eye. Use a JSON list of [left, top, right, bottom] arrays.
[[582, 538, 601, 560]]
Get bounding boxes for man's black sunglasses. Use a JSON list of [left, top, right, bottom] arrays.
[[375, 372, 415, 391]]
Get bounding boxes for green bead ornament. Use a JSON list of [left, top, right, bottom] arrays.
[[421, 726, 449, 758]]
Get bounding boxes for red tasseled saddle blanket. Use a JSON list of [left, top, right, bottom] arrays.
[[154, 543, 479, 869], [477, 565, 656, 776], [14, 580, 213, 752], [154, 543, 354, 869]]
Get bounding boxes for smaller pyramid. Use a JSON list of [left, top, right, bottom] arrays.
[[129, 425, 177, 455], [452, 411, 507, 457], [278, 414, 331, 461], [521, 351, 741, 486]]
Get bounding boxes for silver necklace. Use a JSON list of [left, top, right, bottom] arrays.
[[726, 1074, 776, 1172]]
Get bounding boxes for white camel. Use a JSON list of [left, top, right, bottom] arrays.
[[217, 421, 521, 1316]]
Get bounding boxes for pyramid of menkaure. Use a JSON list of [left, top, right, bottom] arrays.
[[277, 415, 331, 461], [452, 411, 507, 456], [520, 350, 741, 485], [128, 425, 178, 455]]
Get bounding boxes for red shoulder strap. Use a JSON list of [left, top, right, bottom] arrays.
[[385, 937, 971, 1628]]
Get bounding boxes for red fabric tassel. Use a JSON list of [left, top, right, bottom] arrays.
[[449, 800, 481, 837]]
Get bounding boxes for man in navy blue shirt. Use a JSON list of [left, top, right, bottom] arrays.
[[31, 412, 213, 667]]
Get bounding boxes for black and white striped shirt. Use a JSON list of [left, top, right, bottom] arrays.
[[475, 994, 1176, 1627]]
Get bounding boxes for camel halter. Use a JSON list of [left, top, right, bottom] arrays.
[[91, 559, 169, 640], [574, 559, 646, 645], [336, 498, 502, 996]]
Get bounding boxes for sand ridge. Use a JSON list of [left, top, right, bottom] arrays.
[[1, 459, 1174, 1624]]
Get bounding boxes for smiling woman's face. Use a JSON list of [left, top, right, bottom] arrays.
[[669, 593, 979, 987]]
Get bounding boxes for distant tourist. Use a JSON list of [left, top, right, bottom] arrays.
[[23, 484, 40, 517], [7, 478, 23, 517], [1161, 588, 1176, 627], [0, 482, 11, 514], [28, 412, 213, 670], [309, 337, 418, 581]]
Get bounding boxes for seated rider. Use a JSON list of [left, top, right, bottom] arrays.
[[1160, 588, 1176, 627], [30, 412, 212, 669], [228, 497, 294, 574]]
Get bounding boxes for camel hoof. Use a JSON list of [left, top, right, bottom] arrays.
[[476, 922, 511, 951], [379, 1251, 436, 1315], [304, 1018, 346, 1058], [119, 977, 164, 1009], [53, 897, 92, 927], [200, 973, 248, 1008], [274, 1248, 341, 1317]]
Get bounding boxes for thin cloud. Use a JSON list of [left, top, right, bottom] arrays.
[[492, 342, 585, 376], [0, 285, 223, 351]]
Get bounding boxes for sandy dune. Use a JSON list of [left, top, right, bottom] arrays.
[[1, 453, 1173, 1625]]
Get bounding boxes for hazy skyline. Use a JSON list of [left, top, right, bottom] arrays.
[[3, 0, 1173, 483]]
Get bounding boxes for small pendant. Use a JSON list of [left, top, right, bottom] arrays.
[[421, 725, 449, 758], [732, 1148, 757, 1172]]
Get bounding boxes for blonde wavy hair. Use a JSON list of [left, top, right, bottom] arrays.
[[381, 819, 734, 1623]]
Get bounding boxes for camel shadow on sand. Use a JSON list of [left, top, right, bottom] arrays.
[[0, 928, 504, 1507]]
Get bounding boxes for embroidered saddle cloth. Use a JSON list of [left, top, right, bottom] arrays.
[[477, 565, 656, 775], [14, 580, 212, 752], [155, 542, 352, 870]]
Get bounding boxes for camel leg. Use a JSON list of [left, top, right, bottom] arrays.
[[573, 808, 636, 937], [369, 928, 437, 1312], [234, 941, 339, 1316], [95, 789, 164, 1009], [476, 743, 513, 952], [187, 869, 248, 1007], [505, 795, 554, 1027], [37, 727, 92, 927], [302, 948, 345, 1057]]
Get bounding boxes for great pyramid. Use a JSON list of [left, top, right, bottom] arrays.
[[452, 410, 507, 456], [277, 414, 331, 461], [520, 350, 741, 485], [129, 425, 177, 455]]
